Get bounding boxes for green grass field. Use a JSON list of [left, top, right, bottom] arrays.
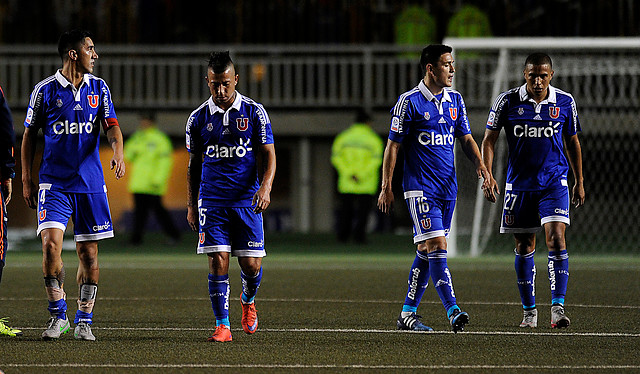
[[0, 233, 639, 373]]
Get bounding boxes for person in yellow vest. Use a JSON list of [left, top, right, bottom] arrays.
[[331, 110, 384, 244], [124, 112, 180, 245]]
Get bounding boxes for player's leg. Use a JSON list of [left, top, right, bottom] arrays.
[[397, 249, 431, 331], [70, 192, 114, 340], [208, 252, 232, 341], [0, 205, 22, 337], [540, 182, 571, 328], [41, 227, 70, 340], [233, 207, 266, 334], [514, 233, 538, 327]]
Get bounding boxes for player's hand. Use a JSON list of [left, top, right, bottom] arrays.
[[111, 156, 125, 179], [482, 174, 500, 203], [1, 179, 11, 206], [187, 206, 198, 232], [377, 189, 394, 215], [252, 187, 271, 213], [572, 181, 585, 208], [22, 180, 37, 209]]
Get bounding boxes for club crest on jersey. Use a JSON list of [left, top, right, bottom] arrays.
[[199, 233, 205, 244], [420, 218, 431, 230], [87, 95, 99, 108], [237, 117, 249, 131], [449, 108, 458, 120], [505, 215, 514, 226], [518, 107, 524, 116], [549, 107, 560, 119], [39, 209, 47, 221], [424, 111, 430, 121], [206, 123, 213, 131], [56, 99, 63, 108]]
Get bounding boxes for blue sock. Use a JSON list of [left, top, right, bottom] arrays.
[[208, 273, 230, 326], [402, 251, 429, 311], [74, 311, 93, 324], [48, 299, 67, 319], [428, 250, 457, 313], [241, 267, 263, 304], [515, 250, 536, 310], [548, 250, 569, 305]]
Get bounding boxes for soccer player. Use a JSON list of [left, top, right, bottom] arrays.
[[186, 51, 276, 342], [21, 30, 125, 341], [481, 53, 585, 329], [378, 44, 490, 332], [0, 83, 22, 337]]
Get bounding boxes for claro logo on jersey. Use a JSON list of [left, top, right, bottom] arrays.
[[205, 138, 252, 158], [52, 114, 95, 135], [514, 121, 560, 138], [418, 131, 454, 146]]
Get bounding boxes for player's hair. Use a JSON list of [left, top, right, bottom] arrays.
[[58, 29, 93, 61], [420, 44, 453, 75], [208, 51, 234, 74], [524, 52, 553, 68]]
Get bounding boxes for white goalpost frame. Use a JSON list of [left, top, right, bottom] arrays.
[[443, 37, 640, 257]]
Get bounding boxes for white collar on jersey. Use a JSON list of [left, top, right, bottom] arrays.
[[55, 70, 90, 102], [418, 79, 452, 103], [207, 91, 243, 115], [519, 83, 557, 104]]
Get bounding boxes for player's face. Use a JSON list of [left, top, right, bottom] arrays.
[[207, 67, 238, 110], [427, 53, 455, 89], [524, 63, 553, 101], [75, 37, 98, 74]]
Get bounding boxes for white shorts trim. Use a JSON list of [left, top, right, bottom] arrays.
[[37, 221, 66, 236], [197, 245, 266, 258], [500, 227, 540, 234], [404, 190, 424, 199], [75, 231, 114, 242], [413, 230, 446, 244], [198, 245, 232, 254], [541, 215, 570, 226]]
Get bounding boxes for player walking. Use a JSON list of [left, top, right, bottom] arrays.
[[481, 53, 585, 328], [378, 44, 490, 332], [21, 30, 125, 341], [0, 83, 22, 337], [186, 51, 276, 342]]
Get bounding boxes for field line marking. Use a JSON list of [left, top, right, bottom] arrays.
[[14, 326, 640, 337], [2, 363, 640, 370], [2, 296, 638, 309]]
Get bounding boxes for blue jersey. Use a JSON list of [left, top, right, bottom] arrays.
[[389, 80, 472, 200], [486, 84, 581, 191], [24, 71, 118, 193], [186, 92, 274, 207]]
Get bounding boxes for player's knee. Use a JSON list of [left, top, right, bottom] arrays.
[[546, 234, 566, 251]]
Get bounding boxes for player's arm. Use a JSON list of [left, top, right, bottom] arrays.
[[253, 143, 276, 214], [459, 133, 490, 191], [106, 124, 125, 179], [377, 139, 400, 215], [186, 152, 202, 231], [480, 129, 501, 203], [564, 133, 585, 207], [21, 126, 38, 209]]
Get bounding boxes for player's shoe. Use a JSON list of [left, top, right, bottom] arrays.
[[241, 297, 258, 334], [551, 305, 570, 328], [519, 309, 538, 328], [74, 322, 96, 341], [207, 324, 232, 342], [0, 318, 23, 337], [396, 313, 433, 331], [42, 315, 70, 340], [449, 309, 469, 333]]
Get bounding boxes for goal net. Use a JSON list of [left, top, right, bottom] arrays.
[[443, 37, 640, 256]]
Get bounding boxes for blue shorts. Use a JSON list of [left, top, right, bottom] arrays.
[[500, 179, 571, 234], [197, 199, 266, 258], [404, 191, 456, 244], [37, 184, 114, 242]]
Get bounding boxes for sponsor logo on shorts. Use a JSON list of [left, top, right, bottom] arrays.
[[93, 221, 111, 232], [554, 208, 569, 215], [248, 240, 263, 248]]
